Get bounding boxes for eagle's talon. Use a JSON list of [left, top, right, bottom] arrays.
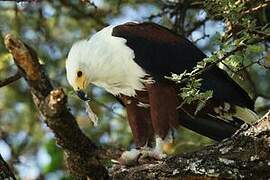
[[118, 149, 141, 166], [118, 145, 167, 165], [140, 149, 167, 160]]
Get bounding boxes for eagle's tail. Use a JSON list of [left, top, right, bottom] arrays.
[[178, 106, 258, 141]]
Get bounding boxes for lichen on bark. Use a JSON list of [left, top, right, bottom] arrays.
[[111, 112, 270, 179]]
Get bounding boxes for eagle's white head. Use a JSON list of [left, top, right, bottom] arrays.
[[66, 25, 147, 100]]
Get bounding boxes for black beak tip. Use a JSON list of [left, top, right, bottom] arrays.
[[76, 90, 90, 101]]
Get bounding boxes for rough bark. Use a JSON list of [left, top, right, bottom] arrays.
[[0, 154, 16, 180], [111, 113, 270, 179], [3, 34, 270, 179], [4, 34, 109, 180]]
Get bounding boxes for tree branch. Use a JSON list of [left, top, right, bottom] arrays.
[[0, 0, 21, 1], [0, 154, 16, 180], [0, 71, 21, 88], [57, 0, 108, 27], [111, 112, 270, 179], [242, 0, 270, 15], [4, 34, 109, 179]]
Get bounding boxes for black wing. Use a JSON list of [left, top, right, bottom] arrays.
[[112, 22, 254, 109], [112, 22, 203, 80]]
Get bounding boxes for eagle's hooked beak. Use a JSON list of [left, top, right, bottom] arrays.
[[76, 90, 90, 101]]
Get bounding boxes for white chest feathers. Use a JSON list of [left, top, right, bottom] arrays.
[[70, 25, 148, 96]]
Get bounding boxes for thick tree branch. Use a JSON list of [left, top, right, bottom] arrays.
[[4, 34, 108, 179], [111, 112, 270, 179]]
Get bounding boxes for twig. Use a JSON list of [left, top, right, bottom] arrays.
[[0, 0, 36, 2], [178, 34, 270, 86], [222, 56, 265, 75], [234, 57, 265, 74], [193, 33, 210, 43], [242, 0, 270, 15], [58, 0, 107, 26], [178, 45, 246, 86], [190, 0, 204, 9], [81, 0, 98, 9], [0, 71, 21, 88], [186, 18, 209, 37]]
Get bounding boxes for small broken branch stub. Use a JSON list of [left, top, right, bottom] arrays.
[[44, 88, 67, 117]]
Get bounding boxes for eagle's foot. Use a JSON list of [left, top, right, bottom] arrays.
[[118, 137, 168, 165], [118, 147, 166, 166], [118, 148, 141, 166], [140, 147, 167, 160]]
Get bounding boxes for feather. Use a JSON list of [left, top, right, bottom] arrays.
[[85, 101, 98, 127]]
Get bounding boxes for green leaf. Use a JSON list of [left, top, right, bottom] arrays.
[[247, 44, 264, 54]]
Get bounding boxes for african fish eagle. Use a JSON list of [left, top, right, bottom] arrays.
[[66, 22, 258, 164]]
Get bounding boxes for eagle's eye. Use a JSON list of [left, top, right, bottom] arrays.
[[77, 71, 83, 77]]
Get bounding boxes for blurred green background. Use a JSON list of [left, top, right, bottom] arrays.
[[0, 0, 269, 179]]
